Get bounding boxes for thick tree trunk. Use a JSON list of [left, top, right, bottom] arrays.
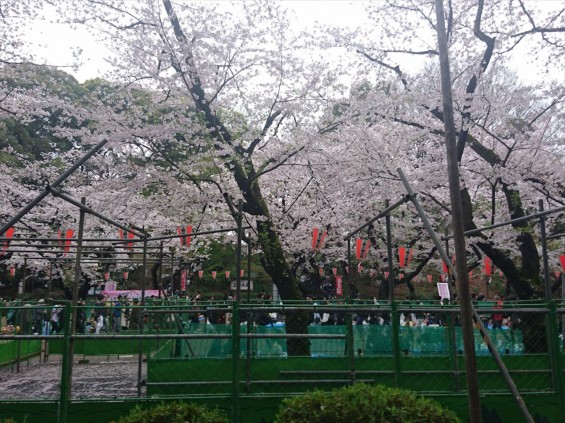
[[256, 219, 309, 355]]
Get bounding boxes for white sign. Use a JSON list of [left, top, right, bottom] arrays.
[[230, 280, 254, 291], [437, 283, 450, 300]]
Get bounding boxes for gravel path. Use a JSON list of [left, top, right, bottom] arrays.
[[0, 355, 146, 400]]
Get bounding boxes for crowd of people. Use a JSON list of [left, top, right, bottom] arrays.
[[0, 291, 520, 335]]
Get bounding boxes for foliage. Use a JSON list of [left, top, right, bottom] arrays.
[[117, 402, 228, 423], [274, 384, 460, 423]]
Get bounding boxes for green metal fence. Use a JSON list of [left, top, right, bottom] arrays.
[[0, 299, 564, 422]]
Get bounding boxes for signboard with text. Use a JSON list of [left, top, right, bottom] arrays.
[[230, 280, 254, 291], [437, 283, 450, 300]]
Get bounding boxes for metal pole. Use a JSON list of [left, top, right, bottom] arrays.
[[48, 189, 145, 238], [57, 302, 72, 423], [398, 167, 534, 422], [347, 238, 352, 300], [16, 258, 26, 373], [232, 200, 243, 422], [48, 260, 52, 298], [170, 251, 174, 295], [236, 200, 243, 302], [443, 204, 565, 240], [137, 237, 148, 397], [562, 273, 565, 349], [344, 195, 411, 240], [539, 200, 551, 301], [158, 242, 163, 294], [247, 235, 252, 304], [384, 199, 401, 386], [67, 197, 86, 402], [0, 139, 108, 236], [385, 200, 394, 303]]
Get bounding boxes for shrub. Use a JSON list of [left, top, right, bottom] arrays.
[[274, 384, 460, 423], [117, 402, 228, 423]]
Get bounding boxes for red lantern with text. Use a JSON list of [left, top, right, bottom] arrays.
[[181, 270, 187, 291], [335, 276, 343, 296], [225, 270, 230, 279], [212, 271, 217, 279], [198, 270, 203, 278]]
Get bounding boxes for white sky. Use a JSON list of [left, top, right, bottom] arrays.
[[25, 0, 563, 84]]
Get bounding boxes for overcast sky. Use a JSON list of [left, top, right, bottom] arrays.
[[26, 0, 563, 85]]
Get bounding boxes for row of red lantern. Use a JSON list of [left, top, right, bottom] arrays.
[[194, 269, 246, 279], [104, 271, 129, 281]]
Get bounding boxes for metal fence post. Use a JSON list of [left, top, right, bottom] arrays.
[[391, 300, 402, 387], [58, 302, 72, 423], [231, 300, 241, 423], [346, 313, 355, 383], [547, 302, 564, 410]]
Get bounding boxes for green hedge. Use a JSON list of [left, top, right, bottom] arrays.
[[274, 384, 460, 423]]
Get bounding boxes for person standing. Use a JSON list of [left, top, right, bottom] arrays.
[[112, 297, 122, 333]]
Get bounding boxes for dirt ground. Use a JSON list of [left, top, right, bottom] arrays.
[[0, 354, 146, 400]]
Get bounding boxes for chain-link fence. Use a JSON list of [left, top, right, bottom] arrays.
[[1, 299, 564, 421]]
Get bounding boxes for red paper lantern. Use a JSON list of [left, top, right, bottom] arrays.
[[311, 227, 320, 251], [399, 273, 404, 280], [318, 231, 328, 251], [198, 270, 203, 278], [240, 269, 244, 277], [332, 267, 337, 276], [363, 240, 370, 259], [355, 239, 363, 260], [484, 257, 492, 276], [319, 267, 324, 276], [9, 266, 15, 276], [2, 227, 15, 252], [407, 248, 414, 267], [427, 274, 433, 283], [123, 271, 129, 281], [225, 270, 230, 279], [104, 272, 109, 281], [211, 271, 217, 279], [384, 271, 389, 279], [399, 246, 406, 268], [555, 270, 561, 278]]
